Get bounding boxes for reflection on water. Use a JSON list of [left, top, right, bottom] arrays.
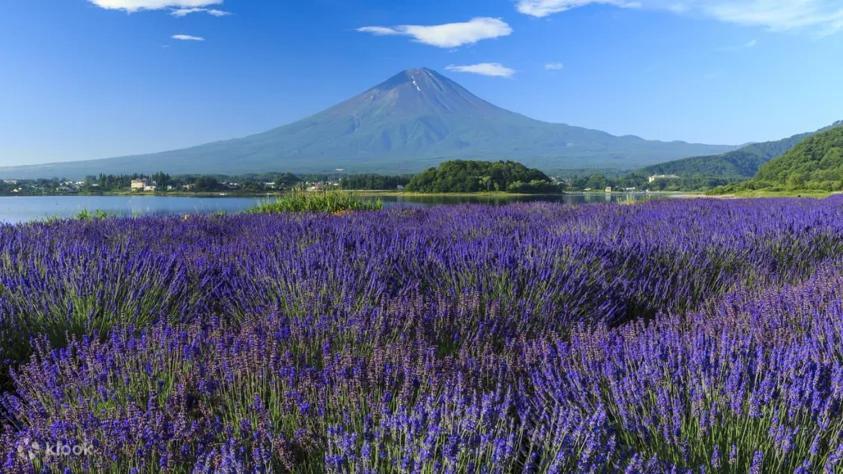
[[0, 193, 665, 224]]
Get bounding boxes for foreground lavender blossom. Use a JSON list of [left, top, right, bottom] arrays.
[[1, 197, 842, 472]]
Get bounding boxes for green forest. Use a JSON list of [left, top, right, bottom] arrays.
[[405, 160, 560, 193], [717, 126, 843, 193]]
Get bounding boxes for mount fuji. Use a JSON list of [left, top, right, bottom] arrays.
[[0, 68, 735, 178]]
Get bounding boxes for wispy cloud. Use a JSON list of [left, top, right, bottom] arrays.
[[91, 0, 229, 16], [517, 0, 640, 18], [356, 26, 400, 36], [357, 17, 512, 48], [701, 1, 843, 32], [171, 7, 229, 17], [172, 34, 205, 41], [545, 62, 565, 71], [445, 63, 515, 78], [516, 0, 843, 33], [89, 0, 222, 13]]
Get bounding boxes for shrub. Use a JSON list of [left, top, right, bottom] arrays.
[[248, 190, 382, 214]]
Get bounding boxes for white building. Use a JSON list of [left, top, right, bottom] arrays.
[[648, 174, 680, 183], [131, 179, 157, 192], [130, 179, 148, 192]]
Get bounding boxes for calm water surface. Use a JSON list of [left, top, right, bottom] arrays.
[[0, 193, 663, 224]]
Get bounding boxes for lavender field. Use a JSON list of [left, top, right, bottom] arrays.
[[1, 198, 843, 473]]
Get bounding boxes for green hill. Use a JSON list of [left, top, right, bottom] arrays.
[[640, 130, 815, 181], [752, 126, 843, 190], [406, 160, 558, 193], [716, 125, 843, 193]]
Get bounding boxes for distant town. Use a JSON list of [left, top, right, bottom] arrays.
[[0, 169, 693, 196], [0, 172, 377, 196]]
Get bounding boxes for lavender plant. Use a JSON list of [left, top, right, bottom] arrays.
[[0, 197, 842, 472]]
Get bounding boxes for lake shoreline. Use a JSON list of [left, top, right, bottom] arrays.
[[0, 190, 698, 199], [0, 193, 671, 224]]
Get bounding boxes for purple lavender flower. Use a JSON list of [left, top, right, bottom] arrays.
[[0, 199, 839, 471]]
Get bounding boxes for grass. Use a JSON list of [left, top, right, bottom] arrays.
[[706, 189, 837, 198], [248, 189, 382, 214], [75, 209, 111, 220], [352, 190, 542, 197]]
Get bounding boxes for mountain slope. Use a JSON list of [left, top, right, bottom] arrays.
[[750, 125, 843, 190], [0, 68, 735, 178], [640, 130, 819, 180]]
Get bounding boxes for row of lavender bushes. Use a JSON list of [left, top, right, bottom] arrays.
[[0, 198, 842, 472]]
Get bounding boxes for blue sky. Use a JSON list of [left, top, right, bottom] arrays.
[[1, 0, 842, 166]]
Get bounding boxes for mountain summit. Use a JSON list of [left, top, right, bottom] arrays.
[[336, 68, 498, 116], [0, 68, 735, 178]]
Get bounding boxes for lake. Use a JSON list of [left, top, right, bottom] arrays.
[[0, 193, 665, 224]]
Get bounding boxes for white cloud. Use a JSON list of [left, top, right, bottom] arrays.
[[517, 0, 640, 17], [545, 62, 565, 70], [357, 17, 512, 48], [516, 0, 843, 33], [89, 0, 222, 12], [171, 7, 229, 16], [357, 26, 402, 36], [445, 63, 516, 78], [172, 34, 205, 41]]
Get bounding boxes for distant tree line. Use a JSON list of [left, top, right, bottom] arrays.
[[84, 173, 302, 193], [559, 173, 739, 192], [4, 155, 787, 198], [90, 172, 317, 193], [0, 171, 418, 196], [0, 178, 80, 196], [339, 174, 412, 190], [0, 172, 309, 196]]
